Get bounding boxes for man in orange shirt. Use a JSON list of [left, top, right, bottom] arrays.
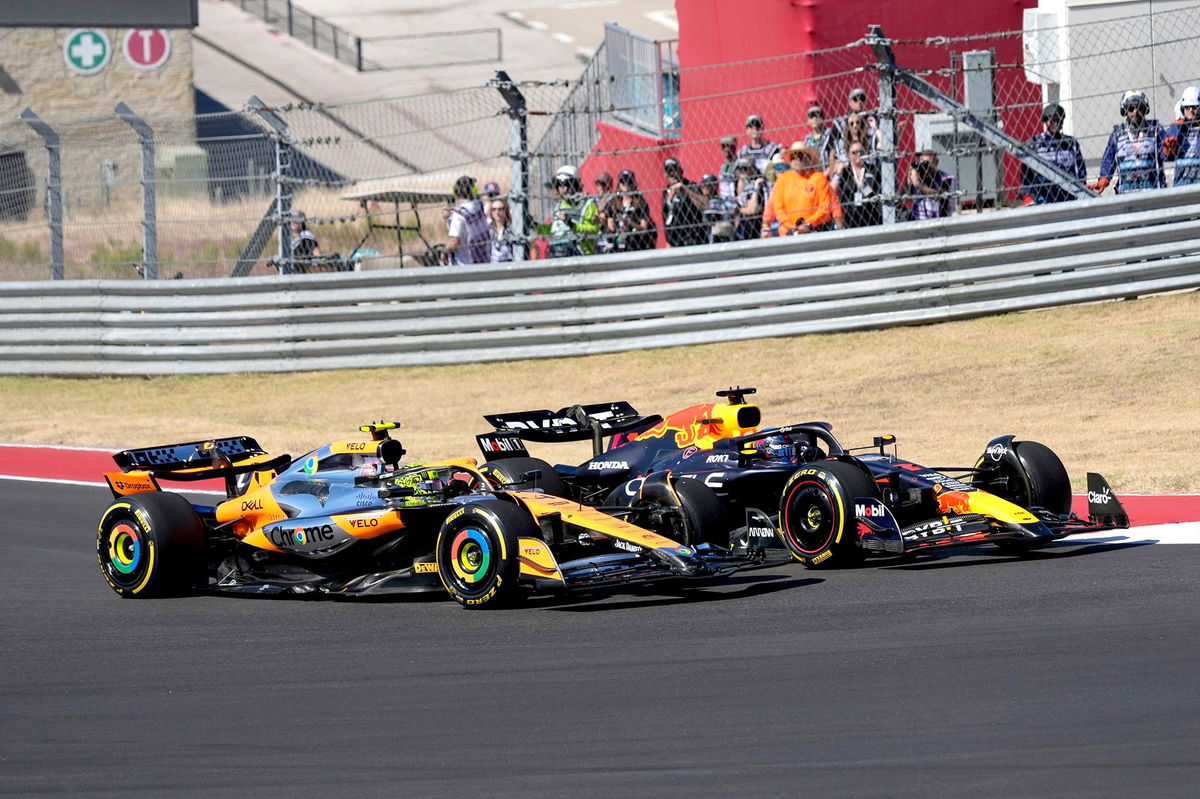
[[761, 142, 843, 236]]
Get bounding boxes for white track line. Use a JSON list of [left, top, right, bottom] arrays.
[[1052, 522, 1200, 545], [0, 474, 225, 496]]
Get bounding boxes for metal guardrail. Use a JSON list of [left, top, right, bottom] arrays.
[[234, 0, 364, 71], [231, 0, 501, 72], [2, 187, 1199, 376]]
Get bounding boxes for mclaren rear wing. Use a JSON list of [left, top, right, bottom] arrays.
[[107, 436, 291, 497]]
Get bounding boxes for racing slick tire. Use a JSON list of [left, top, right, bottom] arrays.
[[479, 457, 569, 498], [779, 461, 877, 568], [96, 492, 205, 597], [982, 440, 1072, 554], [602, 475, 730, 547], [436, 501, 534, 608], [622, 476, 730, 548]]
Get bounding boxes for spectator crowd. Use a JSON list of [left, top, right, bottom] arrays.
[[436, 85, 1200, 264]]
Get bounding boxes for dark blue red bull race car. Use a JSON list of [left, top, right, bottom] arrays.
[[476, 388, 1130, 568]]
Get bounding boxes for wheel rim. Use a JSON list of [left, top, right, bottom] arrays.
[[783, 480, 838, 555], [101, 518, 148, 589], [448, 526, 494, 589]]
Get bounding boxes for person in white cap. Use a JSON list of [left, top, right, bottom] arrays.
[[1093, 90, 1166, 194], [1164, 86, 1200, 186]]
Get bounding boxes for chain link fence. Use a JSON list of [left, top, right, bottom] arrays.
[[3, 5, 1200, 280]]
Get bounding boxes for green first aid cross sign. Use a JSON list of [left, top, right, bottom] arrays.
[[64, 29, 112, 75]]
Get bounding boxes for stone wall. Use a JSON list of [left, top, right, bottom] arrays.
[[0, 27, 199, 221], [0, 27, 194, 121]]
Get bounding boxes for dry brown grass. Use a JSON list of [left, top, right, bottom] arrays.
[[0, 186, 452, 279], [2, 291, 1198, 493]]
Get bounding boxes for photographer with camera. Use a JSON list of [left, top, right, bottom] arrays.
[[734, 157, 767, 240], [907, 149, 956, 220], [604, 169, 656, 252], [661, 157, 707, 248], [699, 173, 739, 244]]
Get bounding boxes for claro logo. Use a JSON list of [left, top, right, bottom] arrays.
[[266, 523, 335, 547]]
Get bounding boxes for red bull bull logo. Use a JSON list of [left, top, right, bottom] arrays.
[[937, 491, 973, 515]]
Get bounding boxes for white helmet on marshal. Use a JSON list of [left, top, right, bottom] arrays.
[[553, 164, 581, 192], [1181, 86, 1200, 109]]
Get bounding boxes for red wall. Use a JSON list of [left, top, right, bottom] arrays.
[[583, 0, 1042, 218]]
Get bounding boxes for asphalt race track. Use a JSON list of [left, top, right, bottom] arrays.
[[3, 478, 1200, 798]]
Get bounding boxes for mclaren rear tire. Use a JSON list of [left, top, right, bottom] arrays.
[[96, 492, 205, 597], [779, 461, 876, 568], [436, 501, 534, 609]]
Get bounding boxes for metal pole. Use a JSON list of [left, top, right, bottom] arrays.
[[867, 25, 1092, 203], [492, 70, 530, 261], [867, 27, 898, 226], [245, 95, 294, 273], [20, 108, 63, 280], [356, 36, 363, 71], [115, 102, 158, 280]]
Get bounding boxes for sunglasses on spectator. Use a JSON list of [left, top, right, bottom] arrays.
[[808, 111, 823, 119], [850, 93, 867, 101], [850, 148, 864, 154]]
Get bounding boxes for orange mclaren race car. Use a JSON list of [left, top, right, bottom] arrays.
[[95, 423, 766, 608], [477, 388, 1130, 568]]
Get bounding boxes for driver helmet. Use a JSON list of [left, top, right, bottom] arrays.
[[757, 433, 796, 462]]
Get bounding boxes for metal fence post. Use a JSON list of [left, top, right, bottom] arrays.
[[867, 26, 899, 226], [246, 95, 294, 273], [493, 71, 530, 262], [19, 108, 64, 280], [115, 102, 159, 280]]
